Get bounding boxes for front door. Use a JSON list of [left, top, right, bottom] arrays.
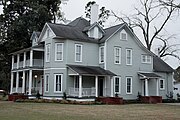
[[98, 77, 104, 96]]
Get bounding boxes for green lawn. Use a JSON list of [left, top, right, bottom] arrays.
[[0, 101, 180, 120]]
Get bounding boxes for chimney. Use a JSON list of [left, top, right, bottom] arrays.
[[90, 4, 99, 24]]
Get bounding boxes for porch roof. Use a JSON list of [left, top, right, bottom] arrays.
[[138, 72, 161, 79], [67, 65, 116, 76]]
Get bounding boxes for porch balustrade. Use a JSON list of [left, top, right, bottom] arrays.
[[68, 87, 96, 97]]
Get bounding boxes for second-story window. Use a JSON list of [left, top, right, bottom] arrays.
[[141, 55, 151, 64], [114, 47, 121, 64], [46, 44, 50, 62], [126, 49, 132, 65], [55, 43, 63, 61], [75, 44, 82, 62], [99, 46, 104, 63]]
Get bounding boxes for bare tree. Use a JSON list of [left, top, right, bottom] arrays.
[[112, 0, 180, 59]]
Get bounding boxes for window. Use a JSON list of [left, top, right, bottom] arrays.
[[114, 76, 121, 93], [46, 29, 50, 38], [55, 43, 63, 61], [141, 55, 151, 63], [75, 44, 82, 62], [54, 74, 63, 92], [99, 46, 104, 63], [74, 76, 79, 91], [46, 44, 50, 62], [114, 47, 121, 64], [126, 77, 132, 94], [159, 79, 165, 90], [120, 30, 127, 40], [126, 49, 132, 65], [45, 74, 49, 92]]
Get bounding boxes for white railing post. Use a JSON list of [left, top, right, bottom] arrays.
[[23, 52, 26, 68], [145, 79, 149, 96], [110, 76, 114, 97], [79, 75, 82, 98], [12, 55, 14, 69], [95, 76, 98, 97], [156, 79, 159, 96], [15, 72, 19, 92], [17, 54, 20, 69], [30, 50, 33, 67], [10, 72, 14, 94], [28, 70, 32, 95], [22, 71, 25, 93]]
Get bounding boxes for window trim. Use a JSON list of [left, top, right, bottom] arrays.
[[45, 44, 50, 62], [75, 44, 82, 62], [114, 76, 121, 94], [54, 74, 63, 93], [126, 77, 132, 94], [55, 43, 63, 61], [114, 47, 121, 64], [45, 74, 49, 93], [126, 49, 132, 65], [99, 46, 104, 63], [159, 79, 165, 90], [141, 54, 151, 64]]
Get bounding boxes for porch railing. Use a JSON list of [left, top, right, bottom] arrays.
[[68, 87, 96, 97]]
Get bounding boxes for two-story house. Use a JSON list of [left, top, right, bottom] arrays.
[[10, 4, 174, 101]]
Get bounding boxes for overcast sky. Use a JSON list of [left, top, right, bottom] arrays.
[[62, 0, 180, 69]]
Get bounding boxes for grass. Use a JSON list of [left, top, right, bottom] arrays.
[[0, 101, 180, 120]]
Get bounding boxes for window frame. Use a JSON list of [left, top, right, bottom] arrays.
[[55, 43, 63, 61], [159, 79, 165, 90], [114, 47, 121, 64], [75, 44, 82, 62], [99, 46, 104, 63], [54, 74, 63, 93], [126, 49, 132, 65], [45, 44, 50, 62], [126, 77, 132, 94], [120, 30, 127, 40], [141, 55, 151, 64], [114, 76, 121, 94], [45, 74, 49, 93]]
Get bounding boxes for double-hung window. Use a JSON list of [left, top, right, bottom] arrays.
[[54, 74, 63, 93], [126, 77, 132, 94], [55, 43, 63, 61], [120, 30, 127, 40], [141, 55, 151, 63], [99, 46, 104, 63], [46, 44, 50, 62], [114, 76, 121, 93], [114, 47, 121, 64], [159, 79, 165, 90], [45, 74, 49, 92], [75, 44, 82, 62], [126, 49, 132, 65]]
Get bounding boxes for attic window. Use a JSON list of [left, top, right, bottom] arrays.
[[46, 29, 50, 38], [120, 30, 127, 40]]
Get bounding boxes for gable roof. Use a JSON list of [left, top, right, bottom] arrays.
[[83, 22, 105, 33], [47, 17, 98, 43], [153, 56, 174, 73]]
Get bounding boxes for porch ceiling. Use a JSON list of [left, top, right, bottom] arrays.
[[138, 72, 161, 79], [67, 65, 116, 76]]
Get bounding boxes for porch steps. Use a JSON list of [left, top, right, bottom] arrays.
[[96, 97, 123, 104]]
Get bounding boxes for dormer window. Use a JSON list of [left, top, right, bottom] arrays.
[[120, 30, 127, 40]]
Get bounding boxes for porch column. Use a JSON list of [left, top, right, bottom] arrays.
[[28, 70, 32, 95], [141, 80, 144, 96], [12, 55, 14, 69], [22, 71, 25, 93], [10, 72, 14, 94], [156, 79, 159, 96], [17, 54, 20, 69], [30, 50, 33, 67], [79, 75, 82, 97], [95, 76, 98, 97], [145, 79, 149, 96], [15, 72, 19, 92], [110, 76, 114, 97], [23, 52, 26, 68]]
